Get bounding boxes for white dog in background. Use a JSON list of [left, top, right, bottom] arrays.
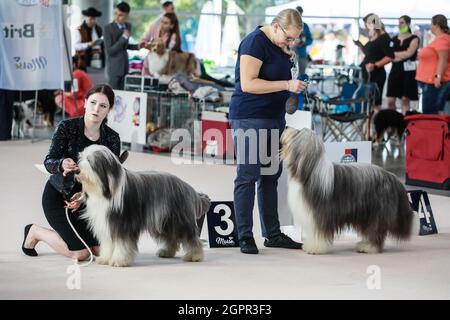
[[12, 100, 34, 139]]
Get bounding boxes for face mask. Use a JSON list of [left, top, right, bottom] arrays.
[[399, 25, 409, 34]]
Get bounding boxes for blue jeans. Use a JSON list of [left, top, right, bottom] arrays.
[[230, 118, 285, 240], [420, 81, 450, 114]]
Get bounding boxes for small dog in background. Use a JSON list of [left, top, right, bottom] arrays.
[[373, 109, 420, 146], [146, 41, 199, 77], [12, 100, 34, 138], [75, 144, 210, 267]]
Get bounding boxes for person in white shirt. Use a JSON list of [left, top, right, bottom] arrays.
[[72, 7, 103, 71]]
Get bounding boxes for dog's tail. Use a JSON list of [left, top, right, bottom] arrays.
[[393, 188, 416, 240], [196, 192, 211, 218]]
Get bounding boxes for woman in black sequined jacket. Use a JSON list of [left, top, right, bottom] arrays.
[[21, 84, 121, 260]]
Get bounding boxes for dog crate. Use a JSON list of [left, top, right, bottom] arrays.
[[146, 90, 199, 129], [145, 90, 200, 152]]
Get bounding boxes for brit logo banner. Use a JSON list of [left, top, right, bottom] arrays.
[[0, 0, 64, 90]]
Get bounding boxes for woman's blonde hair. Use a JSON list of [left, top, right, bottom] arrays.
[[271, 9, 303, 56]]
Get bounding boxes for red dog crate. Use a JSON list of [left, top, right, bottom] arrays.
[[405, 114, 450, 189], [201, 111, 234, 159]]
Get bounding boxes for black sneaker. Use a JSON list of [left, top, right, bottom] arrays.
[[264, 233, 303, 249], [239, 237, 259, 254]]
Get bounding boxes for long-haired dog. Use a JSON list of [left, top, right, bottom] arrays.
[[75, 145, 210, 267], [281, 127, 418, 254], [146, 41, 199, 77]]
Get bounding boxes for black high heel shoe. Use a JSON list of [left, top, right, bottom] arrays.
[[22, 224, 38, 257]]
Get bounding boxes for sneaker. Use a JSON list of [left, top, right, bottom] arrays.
[[264, 233, 303, 249], [239, 237, 259, 254]]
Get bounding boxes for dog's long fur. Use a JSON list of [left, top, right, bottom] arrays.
[[76, 145, 210, 267], [281, 128, 417, 254], [146, 42, 198, 77]]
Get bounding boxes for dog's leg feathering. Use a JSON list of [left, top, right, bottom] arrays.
[[355, 238, 380, 254], [183, 238, 204, 262], [107, 239, 138, 267], [157, 240, 179, 258], [96, 240, 113, 265]]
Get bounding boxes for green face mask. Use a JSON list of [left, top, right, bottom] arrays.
[[399, 25, 409, 34]]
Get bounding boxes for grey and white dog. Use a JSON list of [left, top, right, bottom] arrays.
[[75, 144, 210, 267], [280, 127, 417, 254]]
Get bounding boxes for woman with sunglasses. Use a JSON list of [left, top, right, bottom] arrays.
[[229, 8, 307, 255]]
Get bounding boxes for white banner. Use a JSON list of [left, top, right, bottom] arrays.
[[0, 0, 64, 90], [108, 90, 148, 145]]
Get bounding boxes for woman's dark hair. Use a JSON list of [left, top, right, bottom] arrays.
[[432, 14, 450, 34], [163, 12, 182, 52], [85, 84, 115, 109], [162, 1, 173, 9], [400, 15, 412, 33]]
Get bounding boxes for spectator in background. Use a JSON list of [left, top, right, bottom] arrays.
[[103, 1, 139, 90], [55, 57, 94, 118], [72, 7, 104, 71], [142, 13, 183, 76], [292, 6, 312, 75], [140, 1, 175, 47], [416, 14, 450, 114], [355, 13, 394, 112], [386, 15, 419, 114]]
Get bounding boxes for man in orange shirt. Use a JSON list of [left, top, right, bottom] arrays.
[[416, 15, 450, 114]]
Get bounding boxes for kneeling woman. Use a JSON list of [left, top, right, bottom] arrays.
[[21, 84, 121, 261]]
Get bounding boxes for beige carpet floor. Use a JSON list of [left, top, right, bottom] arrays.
[[1, 140, 449, 299]]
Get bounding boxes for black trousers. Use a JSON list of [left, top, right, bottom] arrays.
[[0, 89, 14, 140], [362, 67, 386, 106], [42, 181, 98, 251]]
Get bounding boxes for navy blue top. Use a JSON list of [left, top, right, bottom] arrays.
[[230, 26, 293, 120]]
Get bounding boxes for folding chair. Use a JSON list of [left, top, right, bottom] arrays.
[[316, 82, 374, 142]]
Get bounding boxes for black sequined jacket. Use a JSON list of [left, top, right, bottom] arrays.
[[44, 117, 121, 199]]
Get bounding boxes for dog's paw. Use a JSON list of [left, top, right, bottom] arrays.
[[355, 241, 379, 254], [157, 248, 176, 258], [109, 259, 132, 267], [183, 251, 204, 262], [96, 256, 109, 265], [302, 241, 330, 255]]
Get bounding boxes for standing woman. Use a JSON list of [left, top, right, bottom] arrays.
[[416, 14, 450, 114], [21, 84, 121, 261], [230, 9, 307, 254], [386, 15, 420, 114], [358, 14, 395, 112]]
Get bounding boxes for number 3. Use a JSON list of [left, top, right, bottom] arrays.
[[214, 204, 234, 236]]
